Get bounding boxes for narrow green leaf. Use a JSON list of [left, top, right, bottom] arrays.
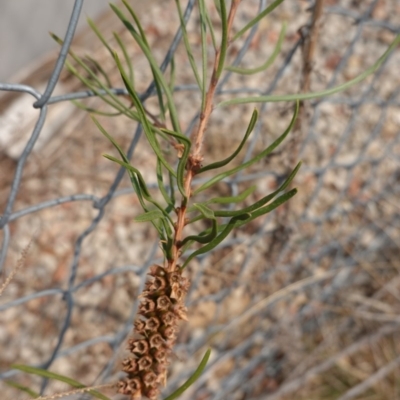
[[169, 56, 176, 92], [98, 137, 147, 211], [162, 233, 174, 261], [206, 185, 257, 204], [113, 31, 134, 84], [181, 213, 250, 269], [237, 188, 297, 226], [175, 0, 202, 89], [227, 22, 286, 75], [213, 161, 301, 217], [50, 33, 137, 118], [121, 0, 148, 45], [169, 170, 176, 206], [160, 128, 191, 202], [156, 158, 175, 209], [213, 0, 222, 18], [155, 73, 167, 123], [204, 2, 217, 50], [119, 0, 167, 121], [112, 52, 177, 177], [87, 17, 113, 55], [181, 203, 218, 246], [11, 365, 110, 400], [65, 59, 135, 116], [194, 101, 299, 194], [5, 380, 38, 398], [203, 188, 298, 237], [221, 33, 400, 106], [233, 0, 286, 41], [199, 0, 208, 110], [71, 100, 123, 117], [216, 0, 228, 80], [152, 125, 172, 143], [198, 109, 258, 173], [92, 117, 129, 163], [102, 153, 160, 204], [84, 55, 113, 87], [94, 115, 168, 238], [185, 213, 205, 225], [134, 210, 164, 222], [160, 217, 174, 245], [103, 154, 174, 225], [193, 203, 215, 219], [164, 349, 211, 400], [181, 221, 218, 246], [110, 4, 182, 133]]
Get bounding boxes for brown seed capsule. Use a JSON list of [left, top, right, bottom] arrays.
[[145, 386, 159, 400], [149, 333, 164, 349], [160, 311, 176, 326], [157, 295, 172, 311], [145, 316, 161, 332], [170, 283, 184, 300], [160, 325, 176, 341], [151, 276, 167, 291], [138, 355, 153, 371], [117, 378, 142, 397], [148, 264, 166, 277], [134, 319, 146, 334], [122, 357, 138, 373], [168, 271, 181, 285], [128, 339, 149, 355], [153, 348, 167, 362], [139, 298, 156, 315], [142, 370, 158, 386]]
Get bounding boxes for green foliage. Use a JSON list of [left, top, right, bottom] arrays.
[[232, 0, 286, 41], [11, 365, 111, 400], [164, 349, 211, 400], [37, 1, 400, 399], [197, 109, 259, 174], [226, 22, 287, 75], [4, 380, 39, 398], [220, 32, 400, 107]]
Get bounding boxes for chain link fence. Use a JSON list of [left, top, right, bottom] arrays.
[[1, 0, 400, 399]]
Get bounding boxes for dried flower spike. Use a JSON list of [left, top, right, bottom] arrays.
[[118, 264, 189, 399]]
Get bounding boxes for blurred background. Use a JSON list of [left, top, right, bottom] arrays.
[[0, 0, 108, 81]]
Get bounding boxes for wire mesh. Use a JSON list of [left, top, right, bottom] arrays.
[[1, 1, 400, 399]]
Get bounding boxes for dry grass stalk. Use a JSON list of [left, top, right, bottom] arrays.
[[33, 383, 114, 400], [0, 238, 32, 297]]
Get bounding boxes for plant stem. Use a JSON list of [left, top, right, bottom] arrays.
[[167, 1, 241, 272]]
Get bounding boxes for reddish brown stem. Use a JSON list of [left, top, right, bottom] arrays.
[[167, 1, 241, 272]]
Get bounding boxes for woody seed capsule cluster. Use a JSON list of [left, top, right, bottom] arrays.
[[118, 264, 190, 399]]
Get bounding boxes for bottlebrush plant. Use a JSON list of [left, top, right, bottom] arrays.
[[6, 0, 400, 399]]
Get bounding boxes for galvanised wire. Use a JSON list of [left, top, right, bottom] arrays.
[[0, 1, 399, 399]]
